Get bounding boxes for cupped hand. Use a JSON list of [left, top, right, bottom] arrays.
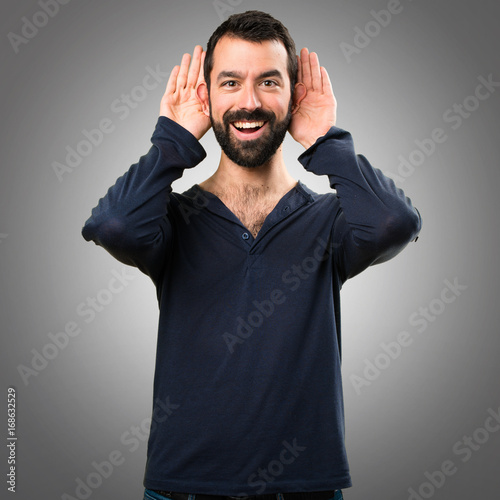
[[160, 45, 211, 140], [289, 48, 337, 149]]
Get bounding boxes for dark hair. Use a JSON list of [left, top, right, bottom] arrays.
[[204, 10, 297, 95]]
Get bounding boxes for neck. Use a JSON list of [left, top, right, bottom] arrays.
[[200, 146, 296, 195]]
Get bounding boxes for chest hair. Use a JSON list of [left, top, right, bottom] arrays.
[[213, 184, 282, 238]]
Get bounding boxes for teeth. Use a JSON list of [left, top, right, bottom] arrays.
[[233, 121, 265, 129]]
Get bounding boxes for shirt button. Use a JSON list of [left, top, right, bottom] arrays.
[[242, 232, 250, 240], [283, 206, 290, 212]]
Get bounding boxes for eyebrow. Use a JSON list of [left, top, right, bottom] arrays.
[[216, 69, 284, 82]]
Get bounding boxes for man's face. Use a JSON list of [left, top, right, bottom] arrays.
[[208, 36, 293, 168]]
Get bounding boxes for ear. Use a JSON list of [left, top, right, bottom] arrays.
[[196, 82, 210, 117], [291, 82, 306, 114]]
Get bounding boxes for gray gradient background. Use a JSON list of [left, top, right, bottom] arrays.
[[1, 0, 499, 498]]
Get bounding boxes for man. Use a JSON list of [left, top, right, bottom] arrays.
[[82, 10, 421, 500]]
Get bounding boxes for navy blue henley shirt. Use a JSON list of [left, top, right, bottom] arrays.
[[82, 116, 421, 495]]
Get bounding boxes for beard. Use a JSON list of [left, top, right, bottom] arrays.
[[210, 101, 293, 168]]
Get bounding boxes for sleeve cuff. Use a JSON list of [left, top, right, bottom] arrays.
[[298, 126, 351, 163], [152, 116, 207, 165]]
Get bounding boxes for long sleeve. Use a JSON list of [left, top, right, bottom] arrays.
[[298, 126, 422, 282], [81, 116, 206, 281]]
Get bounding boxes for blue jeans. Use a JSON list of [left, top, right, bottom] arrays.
[[144, 490, 343, 500]]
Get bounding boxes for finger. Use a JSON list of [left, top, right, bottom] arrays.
[[320, 66, 335, 97], [309, 52, 322, 92], [187, 45, 203, 88], [300, 48, 312, 90], [165, 65, 180, 95], [197, 50, 206, 87], [296, 54, 302, 84], [177, 52, 191, 89]]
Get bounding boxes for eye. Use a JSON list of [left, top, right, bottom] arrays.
[[261, 80, 278, 87], [222, 80, 238, 88]]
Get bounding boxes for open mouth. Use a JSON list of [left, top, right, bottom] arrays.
[[231, 120, 267, 136]]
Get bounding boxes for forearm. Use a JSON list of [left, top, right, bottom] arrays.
[[299, 126, 422, 275], [82, 116, 206, 273]]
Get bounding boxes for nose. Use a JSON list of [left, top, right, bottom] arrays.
[[237, 84, 261, 111]]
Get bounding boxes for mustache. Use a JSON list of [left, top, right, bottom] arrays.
[[222, 109, 275, 126]]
